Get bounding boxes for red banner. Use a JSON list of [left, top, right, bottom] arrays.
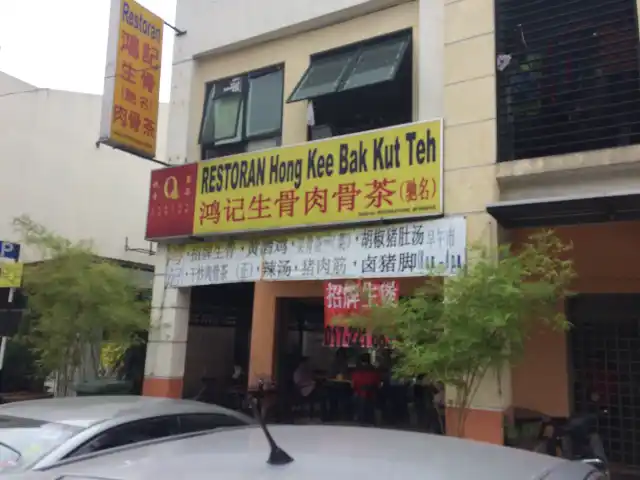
[[145, 163, 198, 239], [323, 279, 398, 348]]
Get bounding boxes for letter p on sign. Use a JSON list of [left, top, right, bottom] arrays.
[[0, 241, 20, 260]]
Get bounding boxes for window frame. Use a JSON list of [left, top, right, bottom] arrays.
[[177, 413, 248, 434], [64, 415, 180, 459], [199, 64, 284, 160], [286, 29, 412, 104]]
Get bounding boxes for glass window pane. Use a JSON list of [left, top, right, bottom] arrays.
[[213, 94, 243, 142], [288, 51, 356, 102], [179, 414, 246, 434], [200, 86, 216, 144], [340, 36, 409, 91], [247, 70, 284, 137]]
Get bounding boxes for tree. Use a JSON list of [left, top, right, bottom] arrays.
[[12, 215, 149, 395], [349, 230, 575, 437]]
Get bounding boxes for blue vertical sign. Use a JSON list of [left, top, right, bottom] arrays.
[[0, 241, 20, 261]]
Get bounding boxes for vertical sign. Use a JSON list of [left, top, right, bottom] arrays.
[[100, 0, 164, 159], [145, 163, 198, 239], [323, 279, 398, 349]]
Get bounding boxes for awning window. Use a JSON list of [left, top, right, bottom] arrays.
[[341, 36, 410, 91], [200, 78, 245, 145], [287, 51, 357, 103], [287, 31, 411, 103]]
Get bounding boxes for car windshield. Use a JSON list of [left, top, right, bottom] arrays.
[[0, 415, 82, 472]]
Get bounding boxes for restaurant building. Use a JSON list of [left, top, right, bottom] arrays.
[[142, 0, 640, 469]]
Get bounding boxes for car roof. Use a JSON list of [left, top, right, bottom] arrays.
[[0, 395, 248, 428], [43, 425, 569, 480]]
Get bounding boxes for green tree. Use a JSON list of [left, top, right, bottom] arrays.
[[12, 215, 149, 395], [350, 231, 575, 437]]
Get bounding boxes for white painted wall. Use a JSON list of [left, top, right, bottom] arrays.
[[0, 71, 168, 265]]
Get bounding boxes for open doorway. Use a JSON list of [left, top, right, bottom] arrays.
[[183, 283, 254, 407]]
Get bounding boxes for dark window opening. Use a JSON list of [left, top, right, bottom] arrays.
[[495, 0, 640, 162], [287, 30, 413, 139], [199, 66, 284, 160], [178, 413, 247, 434]]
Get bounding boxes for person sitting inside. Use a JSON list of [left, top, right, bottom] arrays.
[[351, 353, 381, 424], [293, 356, 325, 419], [330, 347, 350, 379]]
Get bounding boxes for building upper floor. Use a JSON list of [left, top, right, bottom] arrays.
[[145, 0, 640, 239], [0, 71, 168, 264], [167, 0, 640, 171]]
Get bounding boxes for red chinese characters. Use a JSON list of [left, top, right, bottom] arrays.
[[146, 163, 198, 239], [400, 177, 437, 202], [323, 279, 398, 348], [364, 178, 396, 208], [112, 23, 161, 155]]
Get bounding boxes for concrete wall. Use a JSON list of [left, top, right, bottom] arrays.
[[0, 72, 168, 264], [511, 221, 640, 417]]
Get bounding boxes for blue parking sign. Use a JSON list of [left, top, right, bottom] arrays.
[[0, 241, 20, 260]]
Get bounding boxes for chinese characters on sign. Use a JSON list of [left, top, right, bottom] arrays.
[[193, 119, 443, 236], [323, 279, 398, 349], [146, 164, 198, 239], [165, 216, 466, 288], [100, 0, 163, 159]]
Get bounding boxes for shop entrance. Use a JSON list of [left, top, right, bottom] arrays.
[[183, 283, 254, 407], [274, 297, 327, 387], [568, 294, 640, 471]]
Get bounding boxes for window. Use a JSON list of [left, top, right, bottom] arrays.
[[68, 416, 179, 458], [0, 415, 81, 472], [287, 30, 413, 139], [200, 66, 284, 160], [287, 31, 410, 103], [495, 0, 640, 161], [177, 413, 247, 434]]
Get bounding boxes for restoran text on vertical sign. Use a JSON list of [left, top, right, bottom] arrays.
[[100, 0, 164, 159]]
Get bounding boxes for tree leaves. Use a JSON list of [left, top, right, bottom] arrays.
[[12, 215, 148, 392], [348, 230, 575, 435]]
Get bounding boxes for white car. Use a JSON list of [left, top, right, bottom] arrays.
[[12, 424, 604, 480], [0, 395, 253, 473]]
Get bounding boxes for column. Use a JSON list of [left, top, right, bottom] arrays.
[[247, 282, 278, 385], [442, 0, 509, 443], [142, 245, 190, 398]]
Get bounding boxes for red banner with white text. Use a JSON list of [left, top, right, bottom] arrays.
[[323, 279, 398, 348], [145, 163, 198, 239]]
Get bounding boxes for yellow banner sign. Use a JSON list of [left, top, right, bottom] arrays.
[[0, 262, 23, 288], [100, 0, 164, 159], [195, 119, 443, 235]]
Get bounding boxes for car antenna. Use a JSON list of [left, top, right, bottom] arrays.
[[251, 380, 294, 466]]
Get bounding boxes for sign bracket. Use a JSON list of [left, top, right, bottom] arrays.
[[124, 237, 156, 256], [164, 20, 187, 36]]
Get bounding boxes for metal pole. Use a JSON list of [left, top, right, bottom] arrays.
[[163, 20, 187, 36], [0, 284, 14, 372]]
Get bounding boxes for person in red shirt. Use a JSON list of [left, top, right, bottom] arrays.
[[351, 353, 381, 424]]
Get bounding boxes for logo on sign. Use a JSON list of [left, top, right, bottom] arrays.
[[0, 241, 20, 260], [164, 176, 179, 200]]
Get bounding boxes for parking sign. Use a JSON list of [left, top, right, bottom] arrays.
[[0, 241, 20, 260]]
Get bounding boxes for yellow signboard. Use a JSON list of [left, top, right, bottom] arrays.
[[100, 0, 164, 159], [0, 262, 23, 288], [194, 119, 443, 235]]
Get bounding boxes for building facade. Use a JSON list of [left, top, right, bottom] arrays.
[[143, 0, 640, 470], [0, 71, 168, 266]]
